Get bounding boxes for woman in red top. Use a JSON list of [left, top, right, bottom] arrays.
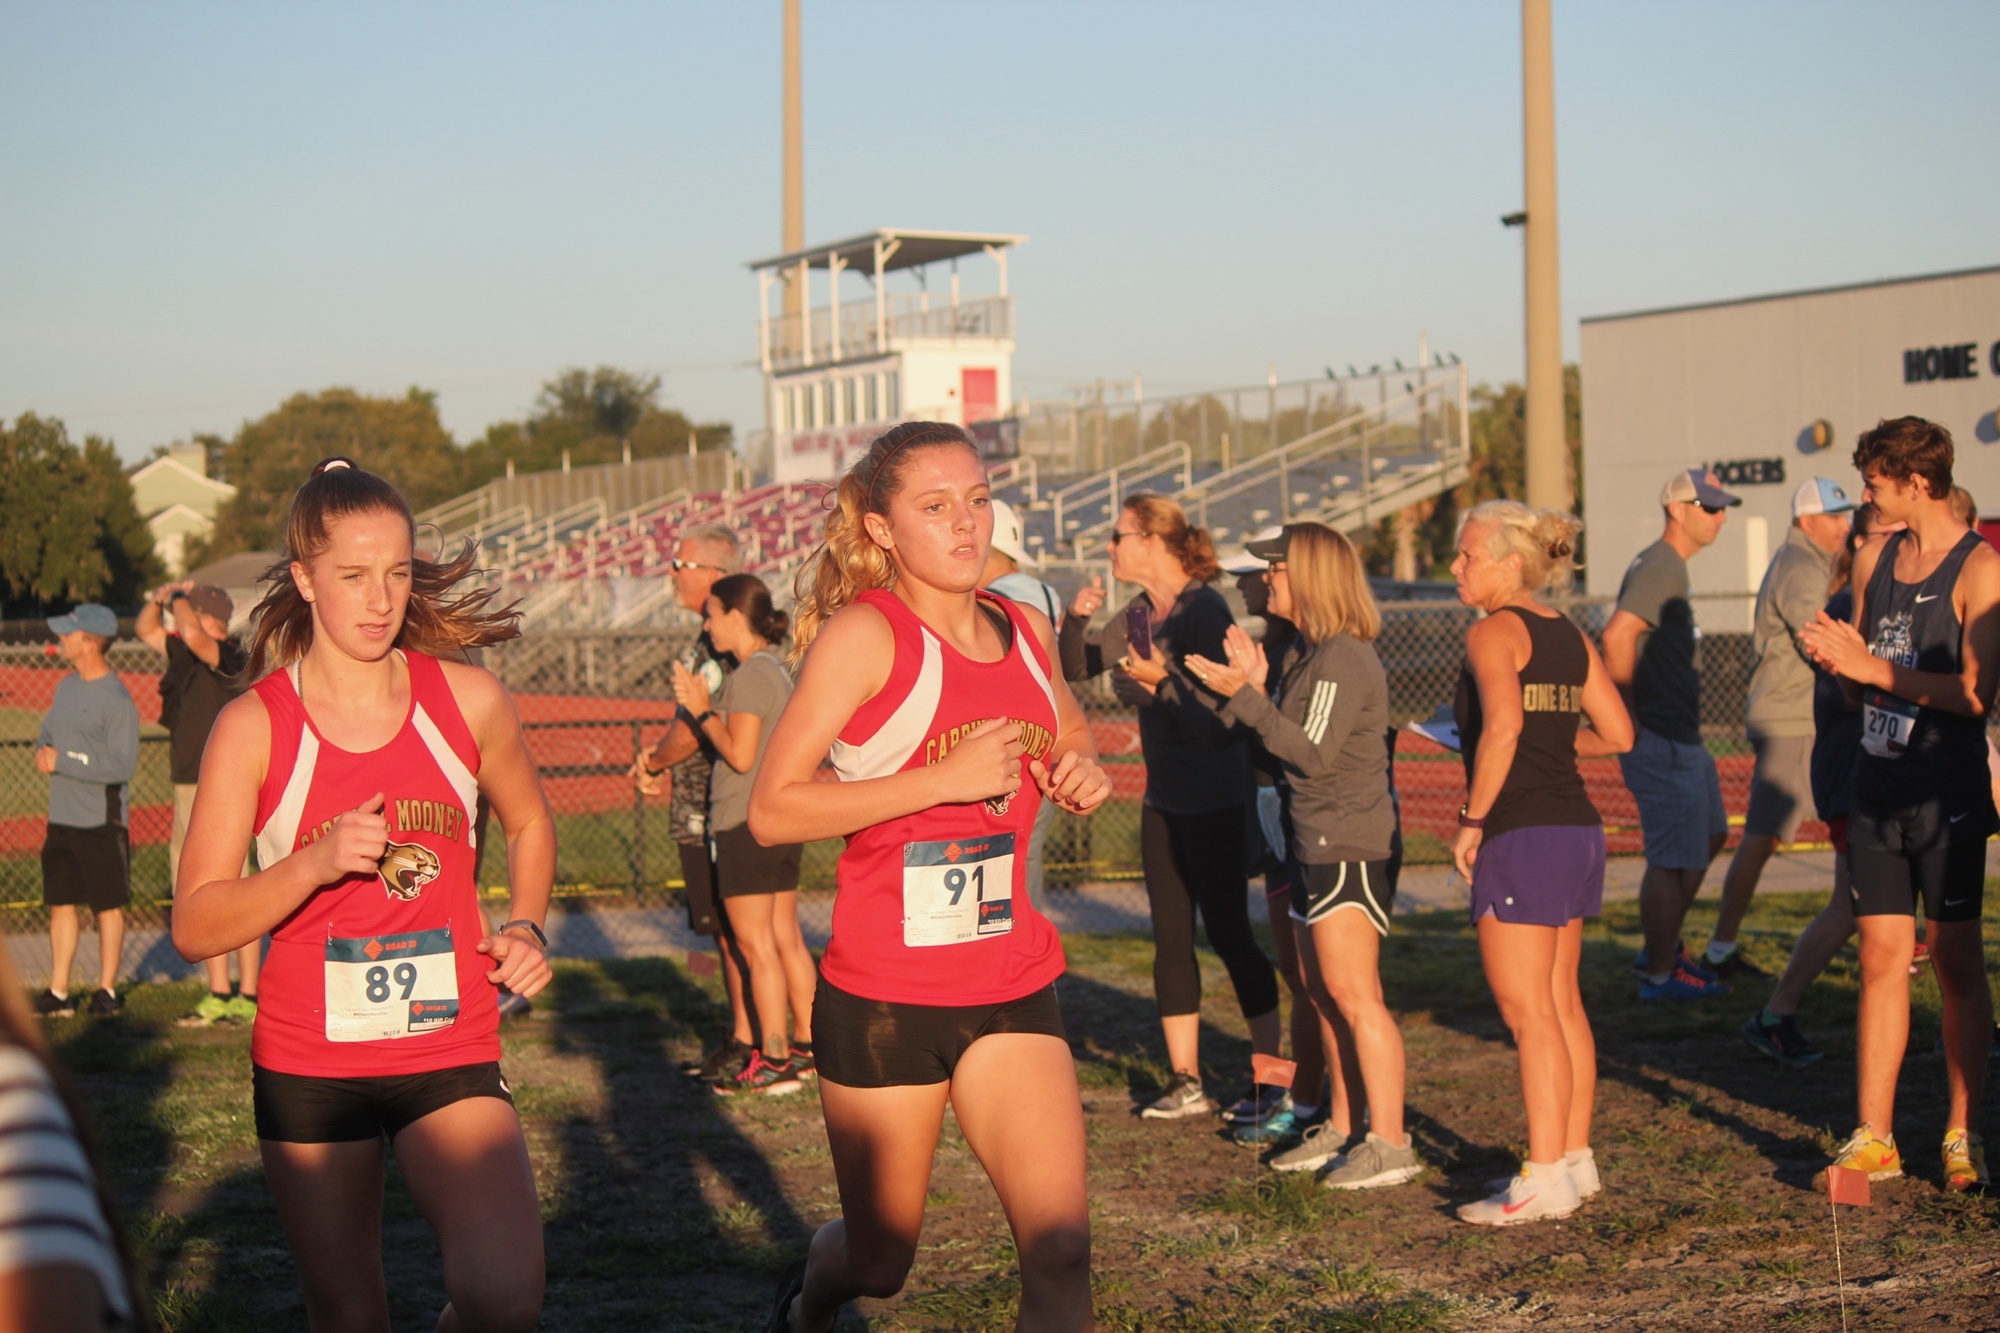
[[174, 458, 554, 1333], [750, 423, 1112, 1333]]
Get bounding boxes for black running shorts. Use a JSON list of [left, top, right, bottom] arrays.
[[1290, 858, 1396, 935], [253, 1062, 514, 1143], [812, 975, 1068, 1088], [714, 823, 803, 899], [41, 823, 131, 913], [1848, 800, 1991, 923], [679, 838, 721, 935]]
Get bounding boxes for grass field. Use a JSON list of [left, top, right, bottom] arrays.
[[45, 887, 2000, 1331]]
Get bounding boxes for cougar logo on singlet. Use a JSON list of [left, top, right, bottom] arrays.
[[378, 839, 442, 901], [985, 793, 1014, 817]]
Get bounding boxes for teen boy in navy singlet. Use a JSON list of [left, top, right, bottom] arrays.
[[1800, 417, 1997, 1195]]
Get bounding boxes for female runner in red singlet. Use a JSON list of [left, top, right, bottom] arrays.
[[173, 458, 553, 1333], [750, 423, 1113, 1333]]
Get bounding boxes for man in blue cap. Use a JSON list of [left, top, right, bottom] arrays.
[[34, 604, 139, 1016]]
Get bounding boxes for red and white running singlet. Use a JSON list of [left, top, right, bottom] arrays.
[[248, 650, 498, 1077], [817, 589, 1065, 1006]]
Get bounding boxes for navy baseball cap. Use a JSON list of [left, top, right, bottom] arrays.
[[47, 604, 118, 638]]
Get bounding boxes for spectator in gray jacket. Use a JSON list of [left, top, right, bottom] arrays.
[[1188, 522, 1421, 1194], [1708, 477, 1855, 976], [33, 606, 139, 1018]]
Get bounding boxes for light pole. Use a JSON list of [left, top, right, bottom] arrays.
[[1521, 0, 1569, 512], [782, 0, 805, 357]]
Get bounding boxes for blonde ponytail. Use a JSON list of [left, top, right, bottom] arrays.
[[1465, 499, 1584, 592]]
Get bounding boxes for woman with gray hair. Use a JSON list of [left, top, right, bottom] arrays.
[[1449, 500, 1633, 1226]]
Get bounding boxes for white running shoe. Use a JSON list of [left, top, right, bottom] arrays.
[[1457, 1166, 1581, 1227], [1485, 1149, 1600, 1199]]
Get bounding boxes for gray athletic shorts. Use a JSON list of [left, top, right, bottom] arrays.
[[1618, 728, 1726, 870], [1743, 734, 1814, 842]]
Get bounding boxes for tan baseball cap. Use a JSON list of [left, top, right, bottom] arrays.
[[1660, 468, 1741, 510]]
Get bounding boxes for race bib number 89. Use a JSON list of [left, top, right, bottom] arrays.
[[325, 927, 460, 1042], [903, 834, 1016, 948]]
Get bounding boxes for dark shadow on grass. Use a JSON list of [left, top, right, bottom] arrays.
[[1395, 910, 1888, 1191], [1053, 971, 1260, 1111], [537, 956, 818, 1331]]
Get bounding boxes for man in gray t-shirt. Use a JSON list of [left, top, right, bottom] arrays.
[[1710, 477, 1854, 978], [34, 605, 139, 1017], [1601, 469, 1737, 1001]]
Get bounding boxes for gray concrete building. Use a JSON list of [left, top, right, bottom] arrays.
[[1580, 265, 2000, 612]]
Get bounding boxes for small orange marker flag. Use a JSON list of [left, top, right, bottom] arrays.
[[1825, 1166, 1871, 1207], [1251, 1054, 1297, 1091]]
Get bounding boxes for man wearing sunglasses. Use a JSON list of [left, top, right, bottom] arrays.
[[630, 522, 760, 1083], [1601, 468, 1740, 1002]]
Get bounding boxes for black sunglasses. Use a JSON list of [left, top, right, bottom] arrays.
[[1108, 531, 1143, 546], [1696, 502, 1727, 516]]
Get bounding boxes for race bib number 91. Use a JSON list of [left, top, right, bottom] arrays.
[[903, 834, 1016, 948], [324, 927, 460, 1042]]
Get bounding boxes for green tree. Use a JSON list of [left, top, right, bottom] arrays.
[[1361, 364, 1583, 579], [459, 366, 734, 485], [0, 414, 161, 615], [200, 387, 468, 560]]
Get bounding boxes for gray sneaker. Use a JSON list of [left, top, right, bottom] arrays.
[[1269, 1119, 1356, 1173], [1139, 1073, 1217, 1120], [1322, 1132, 1422, 1190]]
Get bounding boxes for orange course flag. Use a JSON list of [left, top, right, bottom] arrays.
[[1251, 1054, 1297, 1091], [1825, 1166, 1871, 1207]]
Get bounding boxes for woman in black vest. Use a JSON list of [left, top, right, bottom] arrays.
[[1450, 501, 1632, 1226]]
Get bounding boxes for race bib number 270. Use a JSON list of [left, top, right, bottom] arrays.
[[324, 927, 460, 1042], [902, 835, 1015, 948]]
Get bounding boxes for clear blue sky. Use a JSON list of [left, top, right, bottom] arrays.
[[4, 1, 1996, 463]]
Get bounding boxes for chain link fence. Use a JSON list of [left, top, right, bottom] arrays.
[[0, 594, 1789, 939]]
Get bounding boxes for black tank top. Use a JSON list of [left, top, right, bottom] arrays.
[[1454, 606, 1602, 839], [1854, 529, 1994, 814]]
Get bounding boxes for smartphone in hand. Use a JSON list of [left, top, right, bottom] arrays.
[[1126, 601, 1153, 662]]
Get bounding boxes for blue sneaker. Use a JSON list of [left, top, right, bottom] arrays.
[[1232, 1097, 1305, 1145], [1640, 965, 1730, 1003], [1633, 940, 1719, 984], [1222, 1084, 1290, 1125]]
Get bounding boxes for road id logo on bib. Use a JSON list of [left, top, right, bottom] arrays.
[[324, 927, 460, 1042], [902, 834, 1016, 948]]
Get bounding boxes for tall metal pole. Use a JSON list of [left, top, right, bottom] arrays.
[[1522, 0, 1569, 511], [782, 0, 805, 356]]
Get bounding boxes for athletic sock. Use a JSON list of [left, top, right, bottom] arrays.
[[1756, 1007, 1780, 1028], [1290, 1101, 1320, 1120], [47, 990, 67, 1001], [1646, 971, 1673, 986], [1705, 940, 1739, 965], [1526, 1159, 1565, 1182], [1562, 1147, 1593, 1167]]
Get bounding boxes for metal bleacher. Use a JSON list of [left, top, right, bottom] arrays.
[[430, 360, 1469, 628]]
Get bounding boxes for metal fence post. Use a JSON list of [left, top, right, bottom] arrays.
[[632, 719, 646, 889]]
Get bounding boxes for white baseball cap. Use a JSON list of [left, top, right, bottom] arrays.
[[989, 498, 1037, 568], [1221, 525, 1287, 574], [1792, 476, 1857, 518]]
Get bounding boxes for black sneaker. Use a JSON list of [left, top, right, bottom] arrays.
[[687, 1038, 755, 1083], [1710, 951, 1771, 981], [787, 1041, 816, 1081], [1741, 1011, 1821, 1068], [715, 1050, 804, 1097], [85, 989, 121, 1017], [33, 990, 74, 1017]]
